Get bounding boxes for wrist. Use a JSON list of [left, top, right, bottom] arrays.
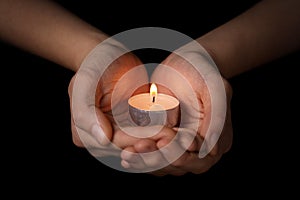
[[196, 37, 230, 79], [72, 31, 108, 72]]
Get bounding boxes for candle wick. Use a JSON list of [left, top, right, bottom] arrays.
[[152, 96, 155, 103]]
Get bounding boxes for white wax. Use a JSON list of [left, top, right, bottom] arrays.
[[128, 93, 179, 111]]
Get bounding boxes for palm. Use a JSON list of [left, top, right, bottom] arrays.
[[121, 50, 233, 175], [69, 51, 149, 158], [151, 52, 233, 175]]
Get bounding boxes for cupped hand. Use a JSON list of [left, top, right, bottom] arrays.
[[121, 42, 233, 175], [68, 40, 149, 158]]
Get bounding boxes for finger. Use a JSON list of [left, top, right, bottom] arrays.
[[198, 73, 229, 158], [121, 146, 146, 170], [150, 126, 177, 141], [134, 139, 157, 153], [173, 127, 200, 152], [122, 126, 177, 170], [80, 105, 112, 146], [158, 134, 187, 165], [69, 73, 112, 146], [88, 147, 121, 158], [149, 137, 216, 175], [113, 125, 175, 149], [147, 136, 187, 176], [135, 139, 168, 169], [158, 132, 218, 174], [71, 116, 84, 147], [116, 126, 180, 170], [69, 78, 84, 147], [72, 123, 120, 157], [201, 78, 233, 157], [112, 128, 140, 149], [70, 104, 120, 157]]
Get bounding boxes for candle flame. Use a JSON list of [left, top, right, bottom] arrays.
[[150, 83, 157, 97]]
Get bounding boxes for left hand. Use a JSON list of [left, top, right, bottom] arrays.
[[121, 46, 233, 176]]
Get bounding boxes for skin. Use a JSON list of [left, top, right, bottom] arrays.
[[0, 0, 153, 160], [121, 53, 233, 175], [1, 0, 300, 175], [121, 0, 300, 174], [197, 0, 300, 79], [0, 0, 105, 71]]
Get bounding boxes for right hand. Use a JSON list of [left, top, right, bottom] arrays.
[[68, 41, 150, 157]]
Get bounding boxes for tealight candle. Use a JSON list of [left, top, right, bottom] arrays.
[[128, 83, 179, 127]]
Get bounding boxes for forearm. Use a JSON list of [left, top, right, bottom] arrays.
[[0, 0, 107, 71], [197, 0, 300, 78]]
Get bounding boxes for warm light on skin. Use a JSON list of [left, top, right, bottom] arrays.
[[150, 83, 157, 102]]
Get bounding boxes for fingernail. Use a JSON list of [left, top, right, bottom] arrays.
[[91, 124, 105, 145]]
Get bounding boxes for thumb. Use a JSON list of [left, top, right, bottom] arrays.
[[69, 73, 112, 146], [68, 38, 132, 146]]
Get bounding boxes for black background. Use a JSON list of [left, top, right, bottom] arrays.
[[1, 0, 299, 197]]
